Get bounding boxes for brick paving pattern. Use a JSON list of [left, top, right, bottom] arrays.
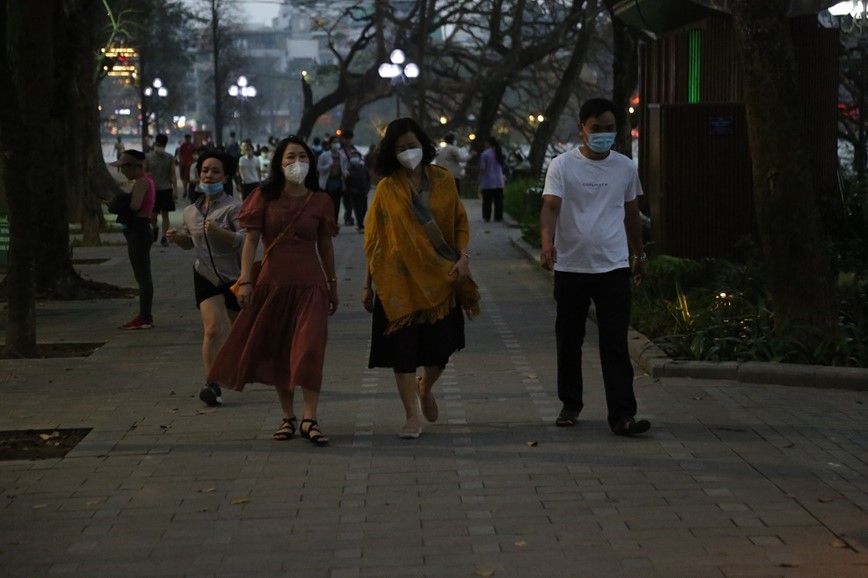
[[1, 199, 867, 577]]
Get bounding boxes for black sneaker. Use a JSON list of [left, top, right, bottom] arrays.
[[613, 418, 651, 437], [160, 237, 168, 247], [555, 408, 580, 427], [199, 382, 223, 406]]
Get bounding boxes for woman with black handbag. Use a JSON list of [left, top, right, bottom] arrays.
[[166, 151, 244, 407]]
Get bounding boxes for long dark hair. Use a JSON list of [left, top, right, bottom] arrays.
[[375, 117, 437, 177], [486, 136, 505, 166], [260, 135, 321, 199]]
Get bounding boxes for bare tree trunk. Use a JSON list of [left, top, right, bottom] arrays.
[[528, 0, 599, 177], [28, 0, 99, 297], [211, 0, 223, 145], [0, 0, 60, 355], [69, 0, 113, 247], [609, 6, 640, 158], [475, 81, 510, 145], [730, 0, 837, 340], [342, 69, 393, 132], [298, 77, 349, 139]]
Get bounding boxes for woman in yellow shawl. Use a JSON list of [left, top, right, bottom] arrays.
[[362, 118, 480, 439]]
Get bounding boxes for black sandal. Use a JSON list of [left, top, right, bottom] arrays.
[[273, 417, 298, 441], [300, 418, 329, 446]]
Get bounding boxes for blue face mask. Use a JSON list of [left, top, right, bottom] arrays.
[[198, 182, 224, 196], [586, 132, 616, 154]]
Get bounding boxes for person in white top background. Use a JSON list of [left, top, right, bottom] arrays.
[[539, 97, 651, 437], [434, 133, 469, 191], [237, 142, 262, 199]]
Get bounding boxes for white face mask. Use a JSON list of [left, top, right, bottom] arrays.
[[283, 162, 309, 185], [397, 148, 423, 170]]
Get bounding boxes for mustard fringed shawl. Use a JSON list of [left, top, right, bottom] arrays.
[[364, 164, 481, 334]]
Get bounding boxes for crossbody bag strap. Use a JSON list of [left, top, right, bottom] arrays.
[[260, 191, 313, 265], [201, 201, 228, 285], [408, 184, 459, 262]]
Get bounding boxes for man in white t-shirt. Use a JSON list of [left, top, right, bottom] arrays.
[[237, 143, 261, 199], [434, 133, 468, 191], [539, 97, 650, 437]]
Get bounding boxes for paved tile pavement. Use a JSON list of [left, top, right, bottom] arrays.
[[2, 199, 868, 577]]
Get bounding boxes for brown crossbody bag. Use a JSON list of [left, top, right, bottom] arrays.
[[230, 191, 313, 297]]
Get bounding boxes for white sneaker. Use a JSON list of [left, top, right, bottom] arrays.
[[399, 416, 421, 439]]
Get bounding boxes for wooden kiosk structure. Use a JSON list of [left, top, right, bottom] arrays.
[[612, 0, 839, 258]]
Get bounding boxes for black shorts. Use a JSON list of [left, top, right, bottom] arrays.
[[193, 268, 240, 311], [153, 189, 176, 213], [241, 182, 259, 199]]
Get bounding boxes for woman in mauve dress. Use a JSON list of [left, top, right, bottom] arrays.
[[208, 136, 338, 446]]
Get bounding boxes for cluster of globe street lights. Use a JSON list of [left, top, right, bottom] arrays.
[[228, 75, 257, 141], [143, 77, 168, 141], [378, 49, 419, 118]]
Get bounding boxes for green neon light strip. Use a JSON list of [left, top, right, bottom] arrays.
[[689, 30, 701, 103]]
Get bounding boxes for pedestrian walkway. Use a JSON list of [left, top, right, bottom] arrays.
[[1, 199, 867, 577]]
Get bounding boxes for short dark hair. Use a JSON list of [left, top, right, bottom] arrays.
[[444, 133, 455, 145], [261, 135, 321, 200], [122, 149, 146, 162], [342, 129, 354, 139], [579, 98, 617, 124], [195, 151, 236, 188], [155, 134, 168, 146], [375, 117, 436, 177]]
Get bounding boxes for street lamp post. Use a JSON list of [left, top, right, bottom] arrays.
[[143, 77, 168, 138], [228, 75, 257, 142], [378, 49, 419, 118], [830, 1, 868, 179]]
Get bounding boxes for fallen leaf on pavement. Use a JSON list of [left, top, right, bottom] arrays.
[[197, 409, 217, 415], [831, 538, 848, 548], [231, 498, 251, 505], [514, 540, 527, 548], [818, 497, 834, 503], [199, 487, 217, 493], [32, 504, 49, 509], [526, 441, 538, 447], [473, 569, 495, 577]]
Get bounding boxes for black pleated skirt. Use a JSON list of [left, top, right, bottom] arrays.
[[368, 293, 465, 372]]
